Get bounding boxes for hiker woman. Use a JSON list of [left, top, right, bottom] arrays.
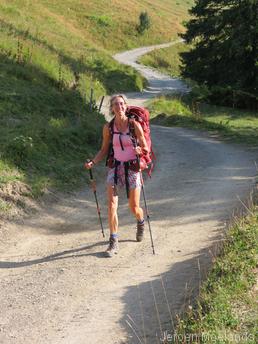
[[85, 94, 149, 257]]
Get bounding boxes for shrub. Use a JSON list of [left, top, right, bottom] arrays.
[[137, 11, 151, 34], [5, 135, 34, 166]]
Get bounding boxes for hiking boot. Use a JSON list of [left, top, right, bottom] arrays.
[[136, 220, 145, 242], [105, 236, 119, 257]]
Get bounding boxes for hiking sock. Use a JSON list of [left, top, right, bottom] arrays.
[[110, 233, 118, 239], [136, 219, 145, 242]]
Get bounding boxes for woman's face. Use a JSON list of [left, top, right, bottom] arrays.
[[111, 96, 127, 117]]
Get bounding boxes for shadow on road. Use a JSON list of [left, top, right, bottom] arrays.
[[0, 239, 137, 268], [120, 241, 219, 344]]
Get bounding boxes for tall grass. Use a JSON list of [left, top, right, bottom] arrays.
[[175, 203, 258, 343], [0, 50, 105, 196]]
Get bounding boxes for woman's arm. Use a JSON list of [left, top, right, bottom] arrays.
[[85, 123, 111, 169]]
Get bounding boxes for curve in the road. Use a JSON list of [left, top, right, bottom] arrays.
[[113, 40, 189, 95]]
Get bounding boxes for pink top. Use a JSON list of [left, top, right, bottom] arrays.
[[113, 123, 136, 162]]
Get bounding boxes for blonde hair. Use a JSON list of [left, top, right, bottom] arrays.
[[109, 94, 128, 116]]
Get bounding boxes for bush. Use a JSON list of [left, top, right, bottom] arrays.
[[186, 82, 258, 111], [5, 135, 34, 166], [137, 11, 151, 34], [208, 87, 258, 111]]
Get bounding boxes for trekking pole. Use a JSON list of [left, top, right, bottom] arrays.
[[135, 152, 155, 255], [98, 96, 105, 112], [90, 88, 94, 111], [140, 172, 155, 255], [87, 160, 105, 238]]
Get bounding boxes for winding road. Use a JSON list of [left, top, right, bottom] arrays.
[[0, 42, 257, 344]]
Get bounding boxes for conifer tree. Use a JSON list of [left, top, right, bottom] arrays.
[[137, 11, 151, 34], [180, 0, 258, 103]]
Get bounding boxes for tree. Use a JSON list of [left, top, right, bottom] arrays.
[[137, 11, 151, 34], [180, 0, 258, 107]]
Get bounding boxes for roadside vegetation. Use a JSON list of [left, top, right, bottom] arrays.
[[174, 199, 258, 343], [149, 93, 258, 147], [0, 45, 106, 198]]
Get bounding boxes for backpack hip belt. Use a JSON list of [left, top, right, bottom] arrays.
[[110, 158, 140, 198]]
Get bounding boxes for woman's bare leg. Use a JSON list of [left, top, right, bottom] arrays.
[[107, 184, 119, 234], [128, 187, 144, 220], [129, 187, 145, 241]]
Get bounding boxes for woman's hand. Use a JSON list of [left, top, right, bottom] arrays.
[[134, 146, 149, 156], [84, 160, 95, 169], [134, 146, 143, 155]]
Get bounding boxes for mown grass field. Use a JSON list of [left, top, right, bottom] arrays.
[[0, 0, 194, 52], [0, 0, 194, 208]]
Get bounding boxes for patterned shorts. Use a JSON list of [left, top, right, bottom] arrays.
[[107, 164, 142, 189]]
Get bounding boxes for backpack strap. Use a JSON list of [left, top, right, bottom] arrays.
[[106, 118, 132, 166], [124, 161, 130, 198], [106, 118, 115, 166], [128, 119, 138, 148], [108, 117, 115, 136], [110, 118, 132, 151]]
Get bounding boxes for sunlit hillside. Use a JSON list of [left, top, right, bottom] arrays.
[[0, 0, 194, 209]]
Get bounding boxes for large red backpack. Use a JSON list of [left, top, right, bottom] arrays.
[[126, 105, 155, 173], [107, 105, 155, 175]]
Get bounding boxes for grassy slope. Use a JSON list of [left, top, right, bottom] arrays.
[[139, 41, 189, 77], [137, 0, 194, 77], [0, 0, 193, 96], [0, 0, 192, 53], [175, 204, 258, 343], [0, 0, 193, 205], [148, 95, 258, 147]]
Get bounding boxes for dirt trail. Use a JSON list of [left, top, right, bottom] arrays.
[[0, 42, 257, 344]]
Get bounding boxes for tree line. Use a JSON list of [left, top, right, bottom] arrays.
[[180, 0, 258, 110]]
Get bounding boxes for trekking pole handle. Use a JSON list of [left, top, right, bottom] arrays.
[[85, 159, 94, 178], [131, 140, 141, 172]]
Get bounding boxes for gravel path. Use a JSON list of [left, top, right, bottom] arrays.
[[0, 42, 257, 344]]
